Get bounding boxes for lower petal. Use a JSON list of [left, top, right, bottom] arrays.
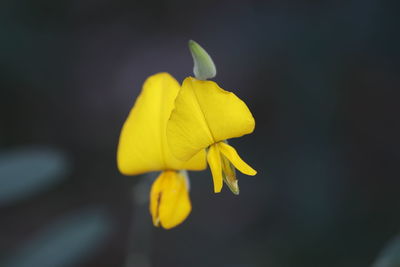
[[149, 172, 164, 227], [207, 144, 223, 193], [149, 171, 192, 229], [217, 142, 257, 176]]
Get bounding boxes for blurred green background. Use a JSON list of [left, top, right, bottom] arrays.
[[1, 0, 399, 266]]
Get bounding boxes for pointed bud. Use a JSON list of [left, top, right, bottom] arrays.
[[188, 40, 217, 80], [221, 153, 240, 195]]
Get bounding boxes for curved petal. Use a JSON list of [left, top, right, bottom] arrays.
[[150, 172, 164, 227], [217, 142, 257, 176], [207, 144, 223, 193], [167, 77, 255, 160], [150, 171, 192, 229], [166, 78, 214, 161], [117, 73, 206, 175]]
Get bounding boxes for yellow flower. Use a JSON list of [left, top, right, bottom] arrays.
[[117, 73, 206, 229], [167, 77, 257, 194]]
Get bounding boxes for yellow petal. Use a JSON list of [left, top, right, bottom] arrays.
[[150, 172, 164, 227], [149, 171, 192, 229], [117, 73, 206, 175], [167, 77, 255, 161], [207, 144, 223, 193], [217, 142, 257, 176], [166, 78, 214, 161]]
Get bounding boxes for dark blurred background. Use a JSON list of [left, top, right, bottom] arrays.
[[1, 0, 399, 266]]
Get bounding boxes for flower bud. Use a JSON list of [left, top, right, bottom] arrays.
[[188, 40, 217, 80]]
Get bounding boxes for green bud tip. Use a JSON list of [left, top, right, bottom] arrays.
[[188, 40, 217, 80]]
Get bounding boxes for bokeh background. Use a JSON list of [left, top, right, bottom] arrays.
[[1, 0, 399, 266]]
